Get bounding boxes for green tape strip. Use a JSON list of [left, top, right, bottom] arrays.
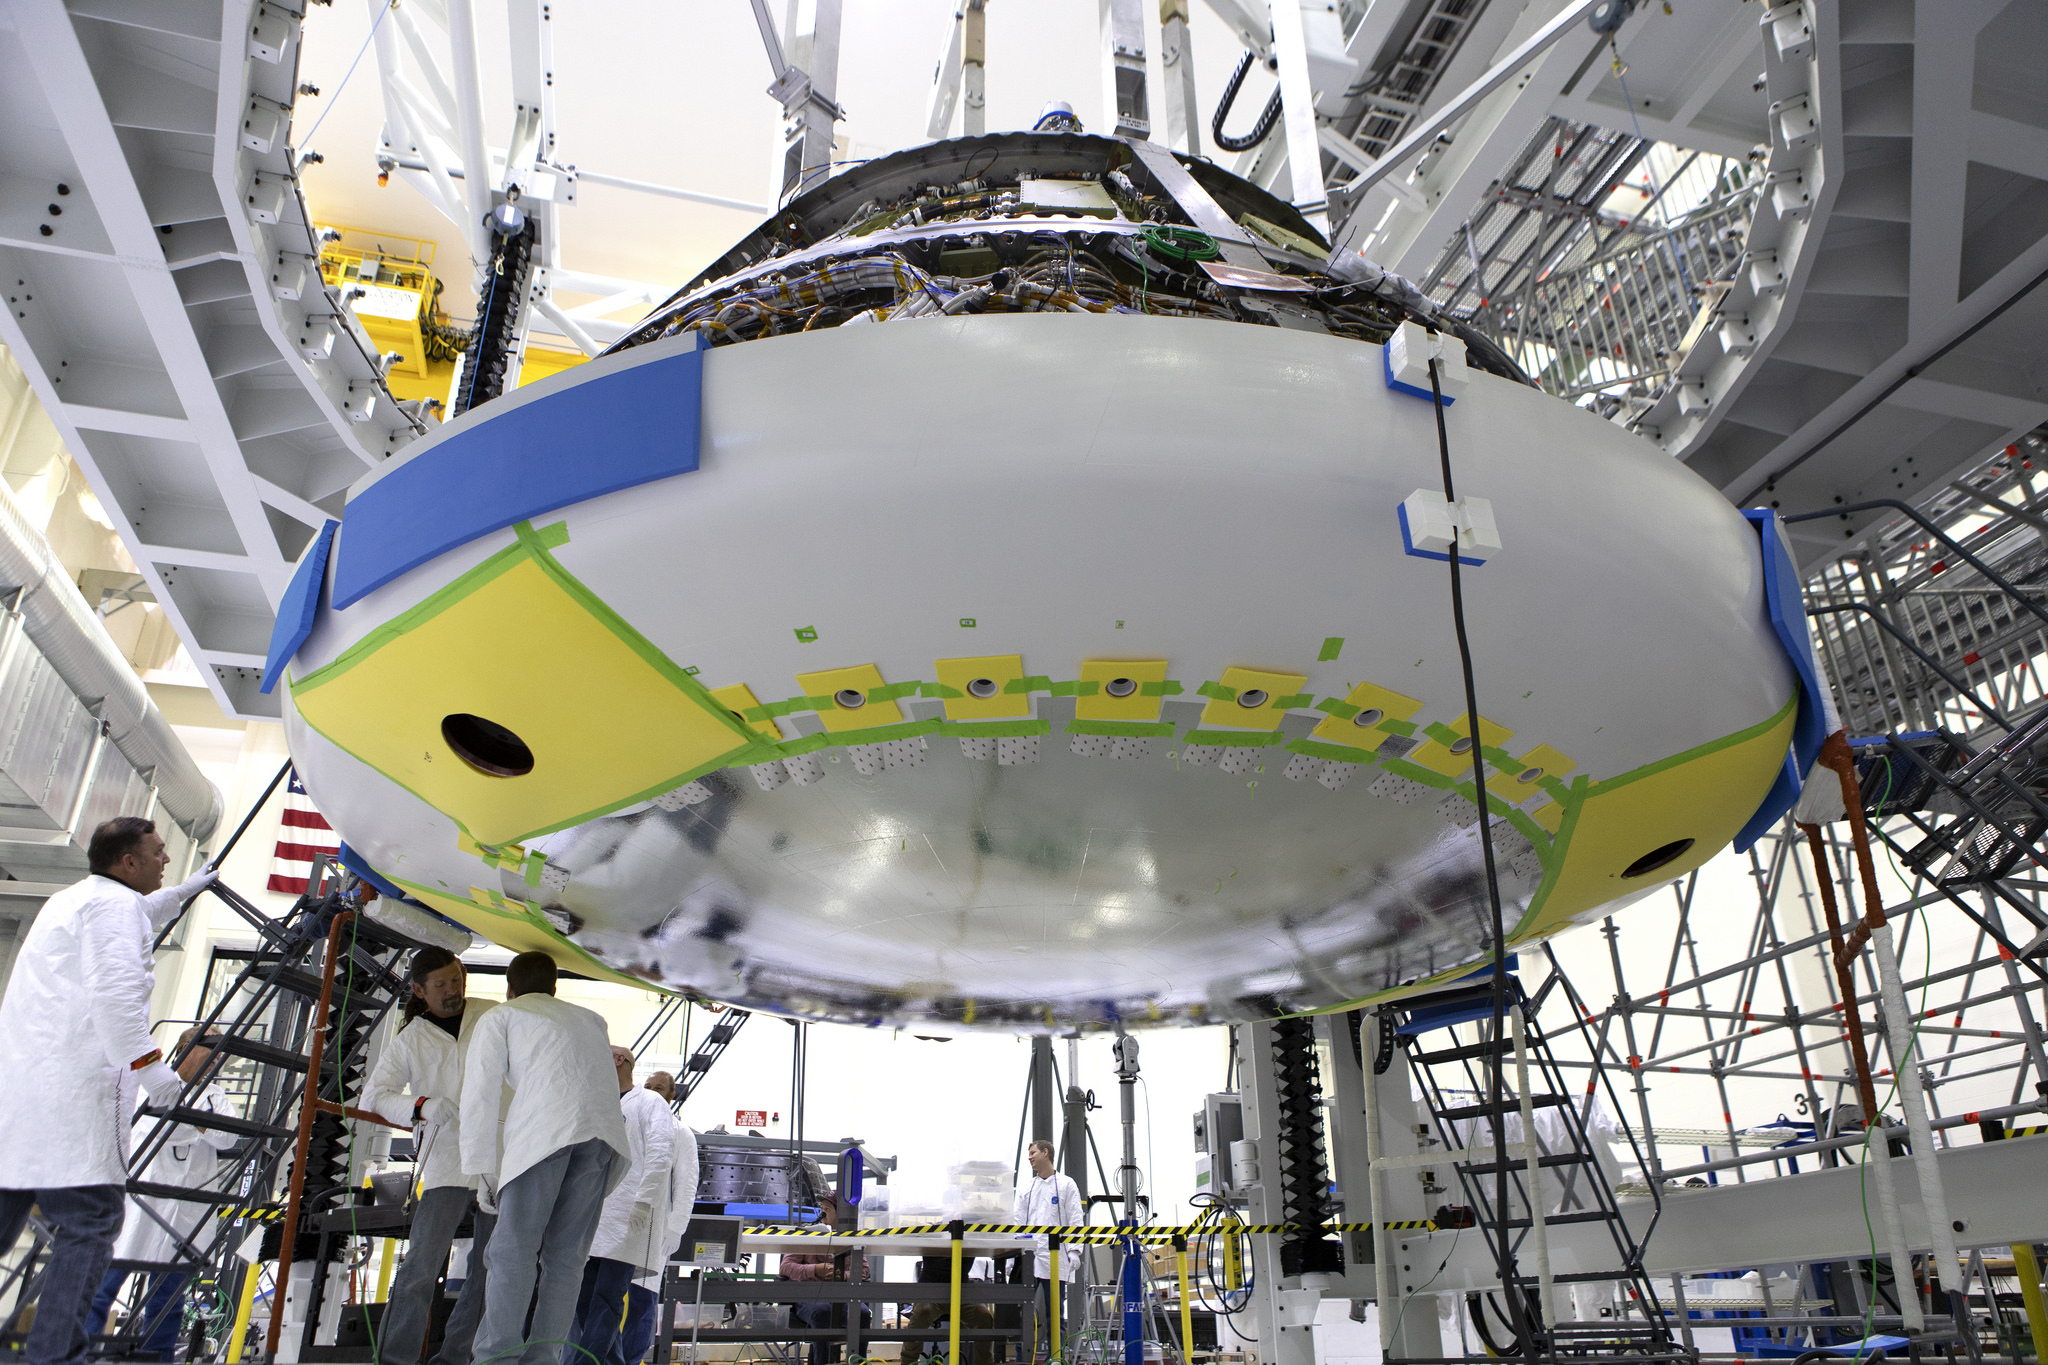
[[775, 733, 831, 758], [1272, 692, 1314, 709], [1196, 681, 1236, 702], [1067, 720, 1177, 738], [1481, 744, 1521, 772], [1318, 637, 1344, 661], [1284, 738, 1375, 764], [920, 682, 964, 699], [940, 719, 1052, 738], [823, 719, 944, 746], [1048, 680, 1101, 697], [533, 520, 570, 548], [1382, 757, 1455, 790], [521, 850, 545, 888], [1316, 698, 1360, 720], [751, 695, 835, 720], [1503, 805, 1549, 852], [1538, 775, 1572, 802], [1004, 675, 1055, 694], [1140, 680, 1183, 697], [1423, 721, 1464, 747], [1381, 718, 1418, 737], [1181, 729, 1284, 748], [867, 681, 924, 703]]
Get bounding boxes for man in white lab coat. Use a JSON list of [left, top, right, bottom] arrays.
[[88, 1027, 237, 1360], [358, 946, 500, 1365], [1012, 1140, 1081, 1363], [562, 1049, 675, 1365], [0, 816, 216, 1365], [619, 1073, 698, 1365], [461, 952, 629, 1365]]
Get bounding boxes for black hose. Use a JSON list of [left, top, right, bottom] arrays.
[[1466, 1292, 1521, 1356], [1212, 50, 1283, 153]]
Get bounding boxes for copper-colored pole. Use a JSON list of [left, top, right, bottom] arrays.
[[1798, 825, 1882, 1121], [1818, 731, 1890, 959], [267, 911, 354, 1354]]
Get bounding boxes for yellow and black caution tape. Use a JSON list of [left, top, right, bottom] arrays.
[[2010, 1124, 2047, 1137], [743, 1218, 1437, 1242], [214, 1206, 286, 1221]]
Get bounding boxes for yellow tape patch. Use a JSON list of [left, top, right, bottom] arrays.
[[1074, 659, 1169, 722], [932, 654, 1031, 720], [1488, 743, 1575, 804], [794, 663, 905, 733], [292, 549, 761, 847], [709, 683, 784, 742], [1309, 681, 1423, 753], [1198, 666, 1308, 731], [1408, 714, 1515, 778]]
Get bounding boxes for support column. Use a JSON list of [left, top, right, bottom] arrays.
[[1157, 0, 1202, 155], [1267, 0, 1329, 236], [1099, 0, 1150, 139]]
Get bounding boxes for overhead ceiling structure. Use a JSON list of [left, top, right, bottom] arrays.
[[0, 0, 2040, 719]]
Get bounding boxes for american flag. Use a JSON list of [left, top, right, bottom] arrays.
[[269, 769, 341, 896]]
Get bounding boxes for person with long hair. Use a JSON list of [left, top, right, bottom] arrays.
[[359, 947, 500, 1365]]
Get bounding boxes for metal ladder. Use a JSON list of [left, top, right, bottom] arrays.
[[1389, 981, 1690, 1361]]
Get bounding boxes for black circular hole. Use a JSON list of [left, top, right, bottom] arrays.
[[1352, 707, 1384, 728], [1449, 736, 1475, 754], [442, 713, 534, 777], [1105, 677, 1137, 698], [967, 677, 999, 698], [1517, 766, 1544, 784], [1621, 838, 1694, 879], [1236, 689, 1268, 708], [835, 688, 867, 709]]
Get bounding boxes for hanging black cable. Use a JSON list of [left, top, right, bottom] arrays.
[[1211, 49, 1284, 152], [1425, 346, 1537, 1363]]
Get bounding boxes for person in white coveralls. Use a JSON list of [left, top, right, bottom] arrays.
[[0, 815, 217, 1365], [618, 1072, 698, 1365], [460, 951, 629, 1365], [1012, 1140, 1082, 1363], [358, 946, 501, 1365], [88, 1026, 237, 1360], [561, 1048, 675, 1365]]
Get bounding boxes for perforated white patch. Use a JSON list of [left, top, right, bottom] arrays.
[[959, 737, 997, 761], [1217, 748, 1257, 775], [653, 781, 713, 811], [846, 745, 880, 776], [1181, 744, 1218, 767], [1071, 735, 1110, 758], [1369, 771, 1428, 805], [784, 753, 827, 786], [1283, 754, 1320, 782], [1318, 761, 1358, 791], [538, 862, 572, 894], [996, 736, 1040, 766], [877, 738, 926, 771], [1108, 738, 1151, 761], [1438, 793, 1480, 828], [749, 761, 791, 791], [1511, 844, 1546, 882]]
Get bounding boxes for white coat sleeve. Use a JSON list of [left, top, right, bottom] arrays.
[[358, 1024, 417, 1127], [634, 1100, 674, 1206], [460, 1011, 508, 1178], [80, 897, 162, 1070], [194, 1089, 239, 1151]]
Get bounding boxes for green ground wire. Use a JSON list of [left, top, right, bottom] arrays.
[[1139, 225, 1218, 264]]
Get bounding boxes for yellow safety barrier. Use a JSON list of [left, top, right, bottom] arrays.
[[224, 1264, 261, 1364]]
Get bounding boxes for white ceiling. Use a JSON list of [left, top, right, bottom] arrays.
[[293, 0, 1281, 319]]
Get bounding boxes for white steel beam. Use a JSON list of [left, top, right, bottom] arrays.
[[1158, 0, 1202, 156], [923, 4, 967, 140], [443, 0, 497, 264], [1268, 0, 1326, 233]]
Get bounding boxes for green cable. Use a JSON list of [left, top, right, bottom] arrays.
[[1139, 225, 1218, 265]]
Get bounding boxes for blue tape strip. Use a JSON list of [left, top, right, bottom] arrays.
[[1733, 509, 1829, 852], [260, 519, 339, 694], [332, 333, 705, 610], [1384, 342, 1457, 406]]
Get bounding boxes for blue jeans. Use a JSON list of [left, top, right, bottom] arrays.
[[89, 1268, 187, 1359], [473, 1140, 621, 1365], [562, 1258, 636, 1365], [380, 1184, 497, 1365], [0, 1183, 126, 1365], [619, 1284, 658, 1365]]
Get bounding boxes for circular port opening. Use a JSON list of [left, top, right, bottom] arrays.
[[1517, 766, 1545, 785], [1621, 838, 1695, 879], [967, 678, 1000, 699], [1352, 707, 1385, 728], [1105, 677, 1138, 698], [834, 689, 867, 710], [1237, 689, 1269, 708], [1449, 736, 1475, 755], [442, 714, 534, 777]]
